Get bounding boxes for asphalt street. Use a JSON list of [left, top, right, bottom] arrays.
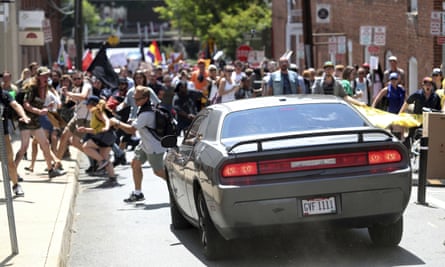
[[67, 150, 445, 267]]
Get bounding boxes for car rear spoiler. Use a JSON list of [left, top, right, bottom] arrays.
[[227, 127, 394, 153]]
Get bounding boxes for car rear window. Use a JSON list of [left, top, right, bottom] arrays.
[[221, 103, 366, 139]]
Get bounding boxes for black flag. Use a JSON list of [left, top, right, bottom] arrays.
[[87, 44, 119, 89]]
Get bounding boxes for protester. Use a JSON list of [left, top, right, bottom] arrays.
[[78, 96, 118, 185], [1, 83, 30, 196], [266, 57, 301, 96], [110, 86, 167, 202], [14, 66, 65, 179]]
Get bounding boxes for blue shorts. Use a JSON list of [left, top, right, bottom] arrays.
[[39, 115, 53, 131]]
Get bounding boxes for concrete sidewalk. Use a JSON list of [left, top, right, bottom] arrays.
[[0, 136, 79, 267]]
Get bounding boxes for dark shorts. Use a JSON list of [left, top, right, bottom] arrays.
[[39, 115, 53, 132]]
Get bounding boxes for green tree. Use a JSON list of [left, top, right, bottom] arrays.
[[154, 0, 271, 58], [62, 0, 101, 35]]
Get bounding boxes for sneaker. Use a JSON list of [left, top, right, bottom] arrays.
[[85, 166, 96, 174], [17, 175, 24, 182], [48, 168, 65, 178], [97, 160, 109, 171], [12, 184, 24, 197], [104, 176, 119, 187], [124, 192, 145, 203]]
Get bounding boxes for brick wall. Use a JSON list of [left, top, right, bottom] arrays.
[[273, 0, 442, 90]]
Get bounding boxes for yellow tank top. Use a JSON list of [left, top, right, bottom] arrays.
[[90, 108, 105, 134]]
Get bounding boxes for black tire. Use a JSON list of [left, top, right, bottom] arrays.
[[169, 192, 192, 229], [197, 191, 225, 260], [368, 216, 403, 246]]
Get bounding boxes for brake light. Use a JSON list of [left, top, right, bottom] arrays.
[[222, 162, 258, 177], [368, 150, 401, 164], [221, 150, 402, 179]]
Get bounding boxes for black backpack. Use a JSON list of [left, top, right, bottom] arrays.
[[140, 103, 177, 140]]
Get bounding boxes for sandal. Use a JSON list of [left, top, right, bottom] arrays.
[[24, 166, 34, 172]]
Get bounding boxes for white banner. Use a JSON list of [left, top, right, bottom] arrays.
[[19, 10, 44, 29]]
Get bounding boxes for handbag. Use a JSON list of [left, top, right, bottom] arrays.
[[92, 129, 117, 147]]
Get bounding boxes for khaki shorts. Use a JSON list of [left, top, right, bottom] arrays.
[[134, 144, 165, 172], [67, 117, 90, 138]]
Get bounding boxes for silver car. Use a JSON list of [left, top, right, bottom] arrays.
[[162, 95, 412, 260]]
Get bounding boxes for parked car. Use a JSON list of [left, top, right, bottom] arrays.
[[161, 95, 412, 260]]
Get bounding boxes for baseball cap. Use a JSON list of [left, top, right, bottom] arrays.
[[432, 68, 442, 76], [389, 72, 399, 80], [84, 95, 100, 105], [37, 66, 51, 76], [423, 76, 433, 83], [208, 64, 217, 71], [323, 61, 334, 68], [388, 56, 398, 61], [362, 62, 370, 68]]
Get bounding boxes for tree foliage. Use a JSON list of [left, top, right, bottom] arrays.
[[62, 0, 101, 35], [154, 0, 271, 58]]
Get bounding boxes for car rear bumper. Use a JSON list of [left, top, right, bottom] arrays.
[[206, 170, 411, 239]]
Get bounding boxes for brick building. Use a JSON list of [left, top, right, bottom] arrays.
[[272, 0, 442, 94]]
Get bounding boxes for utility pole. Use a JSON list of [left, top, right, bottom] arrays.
[[302, 0, 314, 68], [74, 0, 83, 69]]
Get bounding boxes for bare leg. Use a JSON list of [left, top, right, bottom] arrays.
[[33, 128, 56, 170], [5, 135, 19, 185], [15, 129, 32, 168], [27, 137, 39, 171], [131, 158, 143, 191], [56, 128, 72, 160]]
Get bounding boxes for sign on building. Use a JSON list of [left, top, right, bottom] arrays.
[[328, 37, 337, 54], [18, 10, 45, 46], [360, 26, 386, 46], [373, 26, 386, 46], [316, 4, 331, 24], [360, 26, 373, 46]]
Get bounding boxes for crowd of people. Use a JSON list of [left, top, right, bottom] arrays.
[[1, 53, 444, 200]]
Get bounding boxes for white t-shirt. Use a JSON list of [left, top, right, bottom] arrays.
[[73, 80, 93, 120], [45, 90, 61, 112], [132, 110, 166, 154], [221, 79, 236, 103]]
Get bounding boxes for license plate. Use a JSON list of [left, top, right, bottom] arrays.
[[302, 196, 336, 216]]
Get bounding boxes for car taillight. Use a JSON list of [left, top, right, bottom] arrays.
[[368, 150, 402, 164], [222, 162, 258, 177], [221, 150, 402, 179]]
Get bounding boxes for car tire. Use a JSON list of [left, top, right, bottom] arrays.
[[169, 192, 192, 229], [368, 216, 403, 246], [197, 190, 225, 260]]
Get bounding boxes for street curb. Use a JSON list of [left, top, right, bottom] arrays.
[[46, 149, 80, 267]]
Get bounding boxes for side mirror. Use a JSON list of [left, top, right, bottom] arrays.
[[161, 135, 178, 148]]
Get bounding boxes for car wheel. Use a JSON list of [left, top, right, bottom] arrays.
[[197, 190, 225, 260], [169, 192, 192, 229], [368, 216, 403, 246]]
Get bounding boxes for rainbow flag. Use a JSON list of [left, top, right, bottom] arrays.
[[147, 40, 162, 65]]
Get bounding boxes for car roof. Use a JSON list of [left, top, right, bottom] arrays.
[[210, 95, 346, 113]]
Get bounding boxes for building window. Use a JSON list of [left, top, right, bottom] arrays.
[[408, 0, 418, 13]]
